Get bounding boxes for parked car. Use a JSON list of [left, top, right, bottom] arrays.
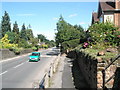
[[29, 52, 40, 62]]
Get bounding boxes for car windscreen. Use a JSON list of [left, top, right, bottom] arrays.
[[31, 53, 39, 56]]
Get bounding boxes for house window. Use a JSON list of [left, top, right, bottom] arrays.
[[104, 14, 114, 23], [99, 16, 103, 23]]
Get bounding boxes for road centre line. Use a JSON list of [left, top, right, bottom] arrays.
[[13, 63, 24, 68], [0, 71, 8, 76]]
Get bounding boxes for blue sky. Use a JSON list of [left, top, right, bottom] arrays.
[[1, 2, 98, 40]]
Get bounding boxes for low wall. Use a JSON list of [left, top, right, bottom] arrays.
[[67, 49, 119, 89], [67, 50, 98, 88], [112, 67, 120, 89], [0, 49, 33, 60]]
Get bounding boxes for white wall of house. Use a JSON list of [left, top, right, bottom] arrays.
[[103, 12, 114, 23]]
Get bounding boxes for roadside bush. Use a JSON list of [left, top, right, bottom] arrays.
[[25, 44, 32, 48], [61, 39, 80, 53], [32, 46, 38, 51], [13, 48, 21, 55], [88, 22, 119, 47], [0, 41, 2, 48], [43, 44, 48, 49], [0, 34, 18, 49], [18, 39, 29, 48], [40, 44, 48, 49]]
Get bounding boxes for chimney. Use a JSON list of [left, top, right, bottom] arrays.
[[115, 0, 120, 9]]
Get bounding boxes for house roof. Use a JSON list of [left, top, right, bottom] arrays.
[[100, 1, 115, 11], [98, 0, 115, 18], [92, 12, 99, 24]]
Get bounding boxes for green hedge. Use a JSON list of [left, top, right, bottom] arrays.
[[61, 39, 80, 52]]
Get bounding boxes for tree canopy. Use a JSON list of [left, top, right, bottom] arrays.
[[55, 15, 84, 47]]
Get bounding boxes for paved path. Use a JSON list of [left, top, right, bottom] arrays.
[[62, 57, 75, 88], [49, 55, 75, 89], [50, 54, 90, 89]]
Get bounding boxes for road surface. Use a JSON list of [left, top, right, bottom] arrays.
[[1, 48, 60, 88]]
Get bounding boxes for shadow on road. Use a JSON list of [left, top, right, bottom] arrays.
[[46, 51, 59, 56], [46, 49, 60, 56]]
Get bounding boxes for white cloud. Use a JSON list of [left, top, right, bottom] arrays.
[[68, 13, 78, 18], [53, 17, 58, 20], [17, 14, 36, 16], [79, 22, 86, 25]]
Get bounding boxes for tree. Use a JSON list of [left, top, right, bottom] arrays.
[[38, 34, 46, 42], [26, 29, 34, 41], [55, 15, 69, 45], [6, 31, 19, 44], [20, 24, 27, 41], [13, 21, 19, 34], [55, 15, 82, 46], [0, 23, 2, 39], [1, 11, 11, 37], [6, 31, 15, 43], [29, 38, 39, 47]]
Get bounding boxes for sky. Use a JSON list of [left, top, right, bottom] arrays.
[[1, 2, 98, 40]]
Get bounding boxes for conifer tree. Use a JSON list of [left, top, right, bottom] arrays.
[[13, 21, 19, 34], [26, 25, 34, 41], [20, 24, 27, 41], [1, 11, 11, 37]]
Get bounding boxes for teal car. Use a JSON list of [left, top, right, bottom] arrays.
[[29, 52, 40, 62]]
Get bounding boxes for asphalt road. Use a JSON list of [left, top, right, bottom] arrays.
[[1, 48, 60, 88]]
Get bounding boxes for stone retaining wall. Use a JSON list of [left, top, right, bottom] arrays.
[[67, 50, 97, 88], [76, 51, 98, 88], [113, 67, 120, 89], [67, 49, 118, 89]]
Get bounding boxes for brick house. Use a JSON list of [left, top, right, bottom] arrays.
[[92, 0, 120, 28]]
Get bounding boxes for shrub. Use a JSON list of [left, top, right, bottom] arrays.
[[0, 41, 2, 49], [32, 46, 38, 51], [13, 48, 21, 55], [61, 39, 80, 52], [40, 44, 48, 49], [18, 39, 29, 48], [0, 34, 18, 49], [43, 44, 48, 49], [88, 22, 119, 47]]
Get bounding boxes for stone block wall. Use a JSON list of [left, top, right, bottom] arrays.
[[76, 51, 98, 88], [67, 49, 119, 89], [0, 49, 33, 60], [113, 67, 120, 89], [0, 49, 16, 60], [67, 50, 98, 88]]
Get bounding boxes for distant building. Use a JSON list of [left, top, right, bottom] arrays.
[[92, 0, 120, 28], [91, 12, 99, 24]]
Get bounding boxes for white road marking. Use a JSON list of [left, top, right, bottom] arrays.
[[13, 63, 24, 68], [0, 71, 8, 76]]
